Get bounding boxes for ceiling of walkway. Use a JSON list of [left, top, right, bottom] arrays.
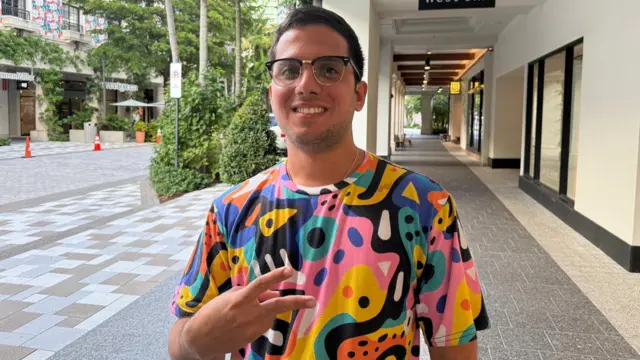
[[373, 0, 546, 91]]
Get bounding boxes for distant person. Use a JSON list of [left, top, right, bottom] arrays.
[[168, 6, 490, 360]]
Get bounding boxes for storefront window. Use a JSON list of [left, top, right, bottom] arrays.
[[524, 39, 583, 203], [539, 52, 566, 191], [567, 44, 583, 200]]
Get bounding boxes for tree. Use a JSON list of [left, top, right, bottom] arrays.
[[198, 0, 208, 87], [166, 0, 180, 63], [405, 95, 421, 125], [235, 0, 242, 105]]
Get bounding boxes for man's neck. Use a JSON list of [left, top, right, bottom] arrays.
[[286, 141, 362, 188]]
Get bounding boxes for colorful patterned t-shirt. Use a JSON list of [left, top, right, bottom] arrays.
[[171, 152, 490, 359]]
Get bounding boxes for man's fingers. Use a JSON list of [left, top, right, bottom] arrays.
[[261, 295, 316, 315], [244, 267, 293, 299], [257, 290, 280, 303]]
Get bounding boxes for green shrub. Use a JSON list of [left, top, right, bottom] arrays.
[[49, 133, 69, 142], [149, 71, 228, 197], [63, 104, 96, 130], [219, 91, 279, 184], [0, 137, 10, 146], [146, 121, 158, 142], [98, 114, 130, 132], [134, 120, 147, 132], [149, 164, 213, 199]]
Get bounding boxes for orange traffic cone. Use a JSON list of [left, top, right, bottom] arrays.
[[156, 129, 162, 144], [23, 137, 32, 158], [93, 134, 101, 151]]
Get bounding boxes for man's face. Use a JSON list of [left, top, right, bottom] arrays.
[[268, 25, 367, 153]]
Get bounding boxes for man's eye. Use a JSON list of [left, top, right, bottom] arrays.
[[280, 67, 300, 79]]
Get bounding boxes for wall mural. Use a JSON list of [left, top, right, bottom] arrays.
[[84, 14, 108, 46], [0, 0, 107, 45], [32, 0, 63, 39]]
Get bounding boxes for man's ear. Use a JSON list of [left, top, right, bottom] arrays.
[[354, 81, 368, 112]]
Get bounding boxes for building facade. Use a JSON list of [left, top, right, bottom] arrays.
[[0, 0, 163, 141], [320, 0, 640, 272]]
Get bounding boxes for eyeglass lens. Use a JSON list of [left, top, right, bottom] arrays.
[[271, 57, 346, 86]]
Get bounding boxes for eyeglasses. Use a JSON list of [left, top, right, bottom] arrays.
[[265, 56, 361, 87]]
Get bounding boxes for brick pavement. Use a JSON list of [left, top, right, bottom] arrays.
[[0, 146, 153, 206], [0, 183, 229, 360], [0, 141, 151, 161]]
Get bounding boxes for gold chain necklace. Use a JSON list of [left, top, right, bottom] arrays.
[[342, 148, 361, 180]]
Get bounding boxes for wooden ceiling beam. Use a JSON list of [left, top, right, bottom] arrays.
[[397, 64, 466, 71], [393, 53, 475, 62], [401, 71, 459, 78]]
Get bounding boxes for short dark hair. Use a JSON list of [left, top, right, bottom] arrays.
[[268, 6, 365, 83]]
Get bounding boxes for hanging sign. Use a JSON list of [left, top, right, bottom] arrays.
[[0, 72, 35, 81], [450, 81, 461, 95], [419, 0, 496, 11]]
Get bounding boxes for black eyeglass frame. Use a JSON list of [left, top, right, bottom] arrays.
[[265, 55, 362, 86]]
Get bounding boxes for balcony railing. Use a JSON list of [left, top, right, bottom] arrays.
[[62, 19, 84, 33], [1, 5, 30, 20]]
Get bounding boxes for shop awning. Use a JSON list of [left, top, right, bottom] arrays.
[[110, 99, 164, 107]]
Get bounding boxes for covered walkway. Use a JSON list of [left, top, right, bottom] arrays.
[[46, 136, 640, 360]]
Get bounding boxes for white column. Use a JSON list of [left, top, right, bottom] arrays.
[[481, 51, 494, 165], [0, 82, 9, 137], [376, 39, 392, 158], [420, 92, 433, 135], [323, 0, 379, 153], [449, 94, 463, 141]]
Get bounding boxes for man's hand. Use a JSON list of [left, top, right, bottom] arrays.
[[171, 267, 316, 359]]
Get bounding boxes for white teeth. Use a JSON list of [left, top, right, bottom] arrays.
[[295, 107, 325, 114]]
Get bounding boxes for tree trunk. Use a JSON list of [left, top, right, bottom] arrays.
[[165, 0, 179, 63], [234, 0, 242, 106], [198, 0, 208, 88]]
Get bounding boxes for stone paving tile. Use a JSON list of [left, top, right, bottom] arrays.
[[0, 183, 230, 357], [0, 344, 36, 359], [0, 183, 141, 250]]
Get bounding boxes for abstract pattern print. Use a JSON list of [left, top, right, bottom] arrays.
[[171, 152, 490, 359]]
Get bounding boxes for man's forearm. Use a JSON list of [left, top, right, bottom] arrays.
[[428, 341, 478, 360], [168, 317, 226, 360]]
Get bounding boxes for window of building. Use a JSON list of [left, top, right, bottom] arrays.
[[567, 44, 583, 200], [63, 4, 82, 32], [523, 39, 584, 204]]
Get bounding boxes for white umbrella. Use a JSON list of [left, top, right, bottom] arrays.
[[110, 99, 164, 107]]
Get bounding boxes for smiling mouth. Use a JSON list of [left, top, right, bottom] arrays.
[[292, 107, 327, 114]]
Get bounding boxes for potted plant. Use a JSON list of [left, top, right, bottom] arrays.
[[134, 120, 146, 143]]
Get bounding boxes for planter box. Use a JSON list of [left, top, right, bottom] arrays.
[[99, 130, 125, 144], [30, 130, 48, 142], [69, 129, 85, 143]]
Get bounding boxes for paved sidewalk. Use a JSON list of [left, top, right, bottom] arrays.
[[0, 184, 229, 360], [0, 183, 142, 252], [0, 146, 153, 206], [444, 143, 640, 355], [0, 141, 152, 161]]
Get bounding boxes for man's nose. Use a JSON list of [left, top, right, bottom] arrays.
[[295, 64, 322, 95]]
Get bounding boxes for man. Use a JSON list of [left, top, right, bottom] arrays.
[[168, 6, 489, 360]]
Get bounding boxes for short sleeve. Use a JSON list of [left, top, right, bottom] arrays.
[[416, 194, 490, 347], [170, 204, 232, 318]]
